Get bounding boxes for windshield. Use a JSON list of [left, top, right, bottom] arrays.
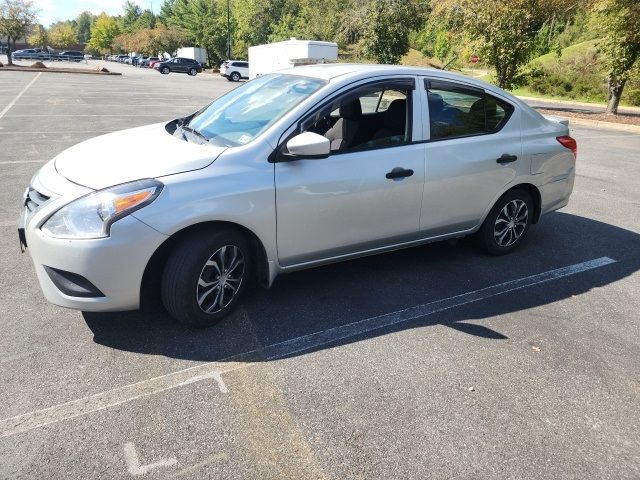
[[185, 74, 326, 147]]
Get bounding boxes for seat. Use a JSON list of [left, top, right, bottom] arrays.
[[324, 99, 363, 151], [371, 99, 407, 141], [468, 97, 488, 132]]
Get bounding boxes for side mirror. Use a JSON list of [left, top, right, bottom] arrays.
[[285, 132, 330, 159]]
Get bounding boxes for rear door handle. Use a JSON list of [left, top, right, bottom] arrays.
[[386, 167, 414, 179], [497, 154, 518, 164]]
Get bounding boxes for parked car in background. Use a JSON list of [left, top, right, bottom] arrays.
[[116, 55, 128, 63], [57, 51, 84, 62], [220, 60, 249, 82], [139, 57, 158, 68], [154, 57, 202, 76], [12, 48, 51, 61], [19, 64, 576, 327]]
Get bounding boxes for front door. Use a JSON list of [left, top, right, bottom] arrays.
[[275, 78, 426, 267]]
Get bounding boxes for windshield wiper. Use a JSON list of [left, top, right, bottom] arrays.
[[179, 124, 209, 144]]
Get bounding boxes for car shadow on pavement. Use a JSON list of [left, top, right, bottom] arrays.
[[83, 212, 640, 363]]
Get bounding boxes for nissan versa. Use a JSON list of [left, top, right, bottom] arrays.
[[19, 64, 576, 327]]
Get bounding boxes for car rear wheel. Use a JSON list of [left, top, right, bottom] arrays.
[[161, 66, 170, 74], [231, 71, 240, 82], [188, 67, 197, 76], [478, 189, 533, 255], [161, 229, 252, 327]]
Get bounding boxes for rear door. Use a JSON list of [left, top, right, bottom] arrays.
[[420, 78, 521, 236]]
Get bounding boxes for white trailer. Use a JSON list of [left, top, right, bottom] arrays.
[[176, 47, 208, 65], [248, 39, 338, 79]]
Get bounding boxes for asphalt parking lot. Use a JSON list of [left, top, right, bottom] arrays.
[[1, 63, 639, 479]]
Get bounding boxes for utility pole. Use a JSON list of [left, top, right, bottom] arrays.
[[226, 0, 231, 60]]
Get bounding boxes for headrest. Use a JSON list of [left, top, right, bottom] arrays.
[[384, 99, 406, 130], [427, 92, 444, 111], [340, 99, 362, 119]]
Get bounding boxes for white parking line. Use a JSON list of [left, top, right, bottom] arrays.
[[123, 442, 177, 476], [0, 73, 41, 120], [0, 256, 616, 438], [0, 159, 47, 164]]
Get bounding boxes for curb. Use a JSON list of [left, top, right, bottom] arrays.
[[517, 95, 640, 115], [541, 113, 640, 134], [0, 67, 121, 75]]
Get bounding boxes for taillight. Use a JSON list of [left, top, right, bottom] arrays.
[[557, 135, 577, 158]]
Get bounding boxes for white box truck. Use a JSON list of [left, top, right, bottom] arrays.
[[248, 39, 338, 79], [176, 47, 208, 65]]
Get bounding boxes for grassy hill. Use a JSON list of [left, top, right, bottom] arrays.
[[513, 39, 639, 106]]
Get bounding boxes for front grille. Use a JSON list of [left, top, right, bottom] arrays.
[[25, 188, 50, 213]]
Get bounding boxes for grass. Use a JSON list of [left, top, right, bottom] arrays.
[[531, 39, 601, 69]]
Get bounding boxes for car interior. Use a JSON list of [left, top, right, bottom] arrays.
[[305, 88, 411, 152], [428, 88, 511, 140]]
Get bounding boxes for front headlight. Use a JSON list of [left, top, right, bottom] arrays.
[[41, 179, 163, 239]]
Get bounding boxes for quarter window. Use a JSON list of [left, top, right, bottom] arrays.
[[426, 80, 513, 140]]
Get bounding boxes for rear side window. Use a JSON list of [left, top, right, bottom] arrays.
[[426, 80, 514, 141]]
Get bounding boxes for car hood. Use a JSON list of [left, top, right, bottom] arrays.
[[55, 122, 226, 190]]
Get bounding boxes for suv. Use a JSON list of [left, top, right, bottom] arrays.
[[154, 57, 203, 76], [220, 60, 249, 82], [57, 51, 84, 62]]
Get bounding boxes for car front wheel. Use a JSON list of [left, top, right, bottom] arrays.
[[161, 229, 252, 327], [161, 66, 170, 74], [478, 189, 533, 255]]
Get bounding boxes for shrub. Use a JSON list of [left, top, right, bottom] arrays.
[[625, 89, 640, 107]]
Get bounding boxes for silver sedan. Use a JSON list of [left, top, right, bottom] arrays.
[[20, 64, 576, 326]]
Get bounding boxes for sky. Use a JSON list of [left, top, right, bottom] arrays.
[[35, 0, 158, 27]]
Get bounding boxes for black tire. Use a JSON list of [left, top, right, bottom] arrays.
[[231, 71, 240, 82], [477, 188, 534, 255], [161, 66, 170, 74], [188, 67, 197, 76], [161, 229, 252, 327]]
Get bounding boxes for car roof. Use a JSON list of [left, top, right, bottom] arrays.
[[283, 63, 519, 100]]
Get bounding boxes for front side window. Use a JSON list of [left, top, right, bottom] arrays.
[[427, 80, 514, 141], [301, 82, 412, 153], [185, 74, 326, 147]]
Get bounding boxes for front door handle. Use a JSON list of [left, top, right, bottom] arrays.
[[386, 167, 414, 180], [497, 154, 518, 164]]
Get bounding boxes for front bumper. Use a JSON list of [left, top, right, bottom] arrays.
[[21, 161, 169, 312], [25, 215, 168, 312]]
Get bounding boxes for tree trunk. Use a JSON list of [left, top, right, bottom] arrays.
[[606, 76, 626, 115], [6, 37, 14, 66]]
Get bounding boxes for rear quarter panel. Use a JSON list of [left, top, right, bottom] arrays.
[[521, 110, 576, 214]]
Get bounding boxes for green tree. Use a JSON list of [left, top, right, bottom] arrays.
[[151, 24, 189, 54], [75, 11, 96, 43], [434, 0, 576, 89], [136, 9, 156, 30], [167, 0, 229, 65], [120, 0, 142, 32], [49, 22, 77, 49], [27, 22, 47, 48], [0, 0, 38, 65], [87, 13, 121, 54], [360, 0, 426, 64], [593, 0, 640, 114]]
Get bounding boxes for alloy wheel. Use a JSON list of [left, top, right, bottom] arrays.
[[196, 245, 245, 314], [493, 199, 528, 247]]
